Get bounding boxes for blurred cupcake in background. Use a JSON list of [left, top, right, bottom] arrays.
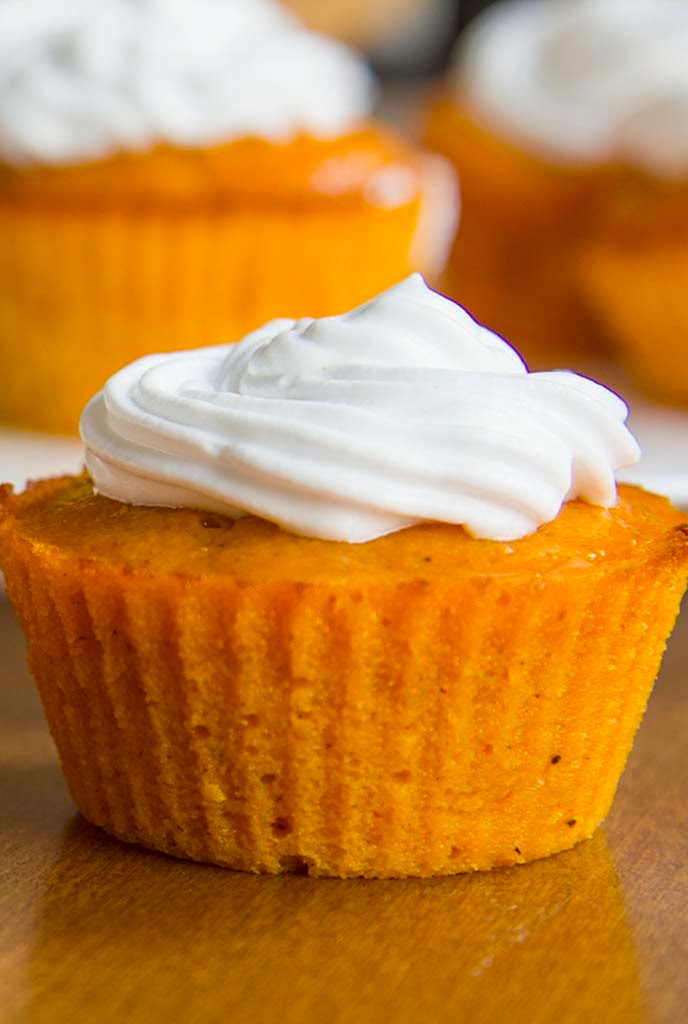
[[577, 5, 688, 407], [425, 0, 688, 378], [0, 0, 458, 434], [282, 0, 433, 48]]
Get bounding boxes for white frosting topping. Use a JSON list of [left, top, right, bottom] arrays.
[[0, 0, 373, 165], [455, 0, 688, 175], [81, 274, 640, 543]]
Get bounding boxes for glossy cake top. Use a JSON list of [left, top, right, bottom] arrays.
[[0, 127, 431, 207], [2, 475, 686, 585]]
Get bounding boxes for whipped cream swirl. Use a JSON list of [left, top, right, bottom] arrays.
[[0, 0, 373, 165], [455, 0, 688, 176], [82, 275, 640, 543]]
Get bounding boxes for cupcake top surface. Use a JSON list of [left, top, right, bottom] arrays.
[[0, 0, 373, 166], [453, 0, 688, 176], [3, 476, 684, 585], [81, 274, 640, 544]]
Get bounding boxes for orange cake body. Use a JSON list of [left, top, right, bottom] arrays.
[[0, 127, 453, 434], [2, 475, 686, 878], [424, 95, 610, 365]]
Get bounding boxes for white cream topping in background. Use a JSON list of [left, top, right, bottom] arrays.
[[455, 0, 688, 176], [0, 0, 373, 165], [81, 274, 640, 543]]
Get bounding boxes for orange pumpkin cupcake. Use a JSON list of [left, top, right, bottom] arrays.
[[424, 0, 688, 371], [0, 0, 457, 435], [2, 276, 686, 878], [424, 93, 610, 366], [579, 177, 688, 407]]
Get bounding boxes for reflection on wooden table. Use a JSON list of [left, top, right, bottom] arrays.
[[1, 600, 686, 1024]]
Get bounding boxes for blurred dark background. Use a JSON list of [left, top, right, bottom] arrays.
[[369, 0, 502, 78], [457, 0, 499, 28]]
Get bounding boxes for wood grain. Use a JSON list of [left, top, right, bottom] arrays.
[[1, 599, 686, 1024]]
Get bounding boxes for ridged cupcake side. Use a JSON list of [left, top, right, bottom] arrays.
[[2, 480, 686, 877]]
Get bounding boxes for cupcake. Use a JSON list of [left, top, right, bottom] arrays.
[[424, 0, 688, 373], [0, 0, 457, 435], [2, 275, 686, 878], [580, 170, 688, 407]]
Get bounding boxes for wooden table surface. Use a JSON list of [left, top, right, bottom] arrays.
[[1, 598, 687, 1024]]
